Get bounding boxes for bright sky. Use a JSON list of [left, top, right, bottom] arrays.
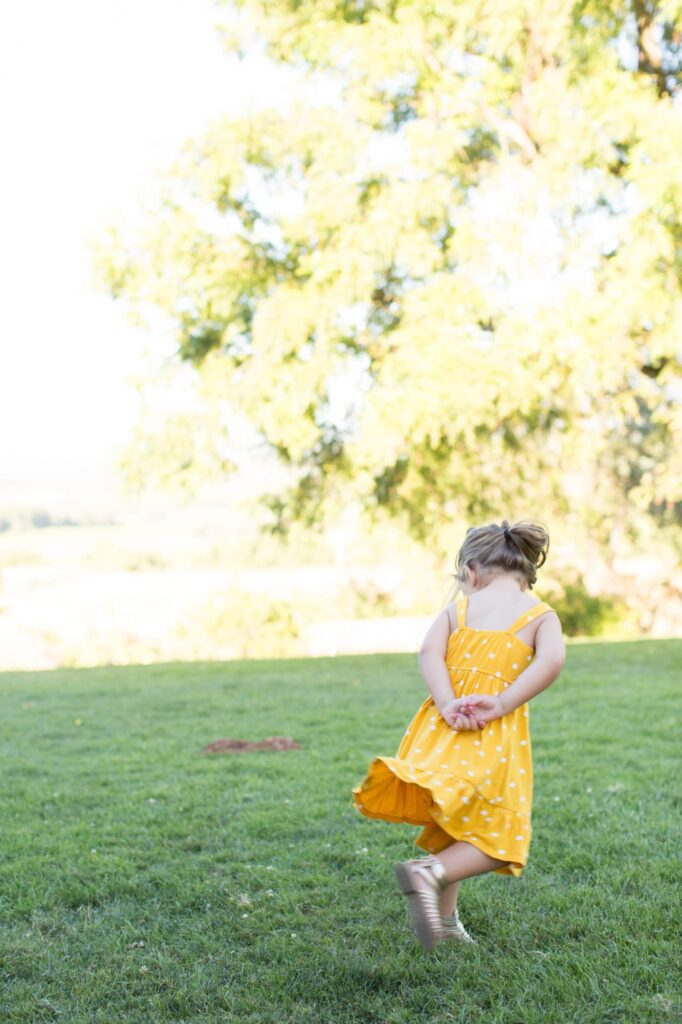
[[0, 0, 290, 501]]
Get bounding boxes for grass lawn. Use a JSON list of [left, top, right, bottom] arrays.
[[0, 639, 680, 1023]]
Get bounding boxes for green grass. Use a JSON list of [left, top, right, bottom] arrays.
[[0, 640, 680, 1024]]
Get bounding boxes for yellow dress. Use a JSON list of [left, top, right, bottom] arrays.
[[351, 592, 557, 877]]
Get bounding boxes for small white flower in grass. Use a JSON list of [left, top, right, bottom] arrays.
[[356, 847, 369, 854], [291, 932, 297, 938], [266, 865, 275, 871], [139, 965, 149, 973], [241, 914, 249, 919], [148, 798, 157, 804], [586, 786, 592, 793], [554, 796, 561, 802]]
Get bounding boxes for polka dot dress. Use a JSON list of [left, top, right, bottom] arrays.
[[351, 593, 557, 877]]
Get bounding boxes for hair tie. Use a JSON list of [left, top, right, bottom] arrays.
[[504, 527, 512, 543]]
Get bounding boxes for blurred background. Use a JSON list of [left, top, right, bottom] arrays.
[[1, 0, 680, 672]]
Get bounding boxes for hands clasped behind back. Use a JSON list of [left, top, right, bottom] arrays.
[[439, 695, 504, 731]]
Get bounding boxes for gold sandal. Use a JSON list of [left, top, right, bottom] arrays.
[[394, 855, 449, 951], [441, 910, 476, 944]]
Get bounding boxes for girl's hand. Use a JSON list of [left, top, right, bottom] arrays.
[[456, 694, 505, 726], [439, 698, 486, 731]]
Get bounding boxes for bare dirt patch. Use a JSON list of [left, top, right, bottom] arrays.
[[200, 736, 301, 754]]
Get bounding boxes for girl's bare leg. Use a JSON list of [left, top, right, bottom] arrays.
[[435, 840, 508, 883], [440, 880, 460, 917]]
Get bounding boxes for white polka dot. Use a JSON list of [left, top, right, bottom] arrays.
[[460, 760, 468, 765], [509, 782, 516, 788], [519, 769, 526, 774], [506, 642, 512, 648], [500, 757, 507, 763], [485, 769, 491, 775], [440, 763, 448, 768], [489, 652, 495, 659], [430, 725, 437, 730], [496, 746, 503, 751], [491, 832, 499, 837], [415, 748, 422, 752], [497, 849, 507, 854], [474, 741, 481, 746], [462, 797, 470, 804], [465, 653, 471, 658], [462, 816, 470, 822], [527, 656, 532, 661], [479, 751, 485, 757], [512, 663, 518, 669], [496, 673, 501, 678], [520, 740, 527, 746], [467, 770, 474, 777], [515, 835, 524, 840], [483, 638, 487, 644], [472, 667, 477, 672]]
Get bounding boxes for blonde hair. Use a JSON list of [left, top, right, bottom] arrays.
[[445, 518, 550, 605]]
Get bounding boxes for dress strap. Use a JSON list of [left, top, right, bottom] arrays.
[[455, 593, 468, 629], [506, 602, 553, 634]]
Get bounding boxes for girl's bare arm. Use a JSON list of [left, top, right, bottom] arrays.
[[499, 614, 565, 714]]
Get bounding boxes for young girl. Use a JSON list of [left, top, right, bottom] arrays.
[[351, 519, 565, 951]]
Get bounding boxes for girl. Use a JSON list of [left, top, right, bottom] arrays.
[[351, 519, 565, 951]]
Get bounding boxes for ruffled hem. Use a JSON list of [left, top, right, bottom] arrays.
[[352, 755, 530, 878]]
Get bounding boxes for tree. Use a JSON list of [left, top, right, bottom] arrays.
[[92, 0, 682, 557]]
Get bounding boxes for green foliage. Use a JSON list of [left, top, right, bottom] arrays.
[[543, 572, 634, 637], [92, 0, 682, 554]]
